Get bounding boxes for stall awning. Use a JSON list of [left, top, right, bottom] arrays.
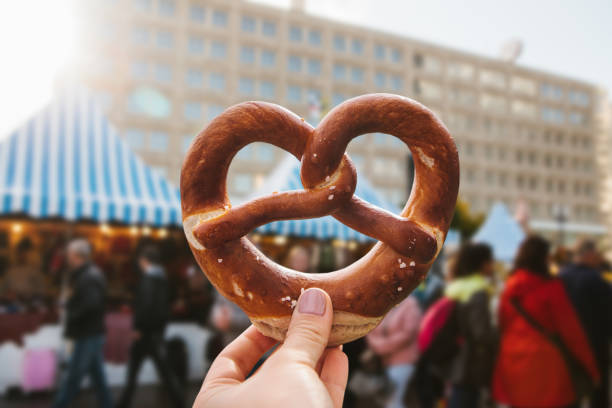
[[0, 88, 181, 226], [244, 155, 402, 242]]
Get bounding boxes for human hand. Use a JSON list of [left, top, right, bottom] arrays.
[[194, 288, 348, 408]]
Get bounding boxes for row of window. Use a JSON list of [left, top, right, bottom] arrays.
[[461, 144, 594, 172], [463, 169, 594, 197], [462, 196, 598, 221]]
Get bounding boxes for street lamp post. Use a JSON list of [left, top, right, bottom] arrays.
[[553, 204, 569, 247]]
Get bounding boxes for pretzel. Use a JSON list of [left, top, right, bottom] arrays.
[[181, 94, 459, 345]]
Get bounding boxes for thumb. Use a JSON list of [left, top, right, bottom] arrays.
[[278, 288, 334, 368]]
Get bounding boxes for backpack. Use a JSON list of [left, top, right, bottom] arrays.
[[418, 296, 461, 364]]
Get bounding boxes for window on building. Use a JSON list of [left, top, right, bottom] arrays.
[[481, 93, 507, 112], [374, 44, 385, 60], [155, 64, 172, 83], [333, 34, 346, 52], [212, 10, 228, 27], [184, 102, 202, 120], [241, 16, 256, 32], [261, 50, 276, 67], [207, 104, 224, 121], [125, 129, 145, 149], [448, 87, 476, 105], [289, 25, 302, 42], [333, 64, 346, 81], [351, 39, 364, 55], [210, 41, 227, 59], [233, 174, 252, 193], [568, 112, 586, 125], [131, 27, 150, 45], [149, 131, 168, 151], [186, 69, 203, 88], [287, 85, 302, 103], [182, 134, 194, 153], [159, 0, 175, 17], [413, 79, 441, 100], [568, 90, 590, 106], [189, 5, 205, 23], [390, 75, 403, 91], [351, 67, 364, 84], [308, 29, 322, 46], [239, 77, 255, 95], [307, 58, 321, 76], [541, 83, 564, 100], [332, 93, 346, 106], [511, 100, 536, 117], [188, 36, 204, 54], [541, 107, 565, 123], [240, 46, 256, 64], [262, 20, 276, 37], [156, 31, 173, 49], [133, 0, 151, 12], [287, 55, 302, 72], [131, 61, 148, 79], [510, 76, 536, 95], [374, 72, 386, 88], [447, 61, 474, 80], [260, 81, 275, 99], [480, 69, 506, 89], [414, 53, 441, 74], [209, 72, 225, 91], [391, 48, 402, 63], [256, 143, 274, 162]]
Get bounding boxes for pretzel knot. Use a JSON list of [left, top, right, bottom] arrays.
[[181, 94, 459, 345]]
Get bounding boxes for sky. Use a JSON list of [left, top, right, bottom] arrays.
[[0, 0, 610, 138]]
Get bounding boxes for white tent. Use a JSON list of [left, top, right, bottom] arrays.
[[472, 202, 525, 263]]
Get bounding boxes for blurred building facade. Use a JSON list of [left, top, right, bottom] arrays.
[[69, 0, 606, 240]]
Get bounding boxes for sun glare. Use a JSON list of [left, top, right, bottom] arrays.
[[0, 0, 76, 138]]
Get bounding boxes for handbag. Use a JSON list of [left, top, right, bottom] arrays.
[[510, 298, 594, 399]]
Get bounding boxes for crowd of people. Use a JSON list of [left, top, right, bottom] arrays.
[[1, 233, 611, 408], [342, 236, 611, 408]]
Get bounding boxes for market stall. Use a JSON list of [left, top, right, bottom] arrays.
[[0, 88, 209, 394]]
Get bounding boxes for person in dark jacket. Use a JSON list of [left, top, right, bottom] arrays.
[[117, 246, 185, 408], [443, 243, 497, 408], [560, 239, 612, 408], [53, 239, 112, 408]]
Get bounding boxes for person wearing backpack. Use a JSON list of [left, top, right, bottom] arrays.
[[492, 235, 600, 407], [367, 295, 422, 408], [436, 243, 497, 407]]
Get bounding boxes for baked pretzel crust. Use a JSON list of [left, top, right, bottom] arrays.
[[181, 94, 459, 345]]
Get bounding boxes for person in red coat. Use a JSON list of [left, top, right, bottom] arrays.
[[492, 235, 600, 407]]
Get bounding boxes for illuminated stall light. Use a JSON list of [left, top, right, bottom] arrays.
[[142, 226, 152, 236], [11, 223, 23, 234], [158, 228, 168, 238], [129, 226, 139, 236], [100, 223, 112, 235]]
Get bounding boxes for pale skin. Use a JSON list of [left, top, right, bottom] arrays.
[[193, 288, 349, 408]]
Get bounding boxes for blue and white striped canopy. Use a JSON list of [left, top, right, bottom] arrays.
[[0, 88, 181, 226], [249, 155, 403, 242]]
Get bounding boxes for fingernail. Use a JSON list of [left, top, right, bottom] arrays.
[[298, 288, 326, 316]]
